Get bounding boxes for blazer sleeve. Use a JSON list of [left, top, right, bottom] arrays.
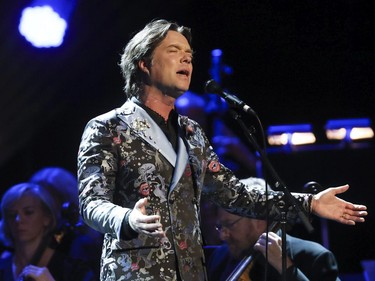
[[77, 116, 128, 240], [196, 123, 313, 221]]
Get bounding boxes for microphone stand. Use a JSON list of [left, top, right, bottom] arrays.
[[228, 109, 314, 281], [278, 198, 288, 281]]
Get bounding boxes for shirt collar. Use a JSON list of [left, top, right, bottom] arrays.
[[135, 99, 178, 126]]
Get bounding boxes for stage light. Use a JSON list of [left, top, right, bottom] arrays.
[[325, 118, 374, 141], [267, 124, 316, 146], [18, 0, 76, 48]]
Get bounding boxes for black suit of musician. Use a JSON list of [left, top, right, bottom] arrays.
[[207, 207, 340, 281]]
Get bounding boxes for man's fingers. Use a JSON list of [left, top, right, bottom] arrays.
[[332, 184, 349, 195], [351, 204, 367, 211], [141, 214, 161, 223], [140, 221, 162, 231], [137, 221, 165, 237], [134, 197, 148, 210]]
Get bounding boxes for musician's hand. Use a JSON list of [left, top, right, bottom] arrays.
[[19, 265, 55, 281], [254, 232, 293, 274], [311, 184, 367, 225], [128, 198, 165, 238]]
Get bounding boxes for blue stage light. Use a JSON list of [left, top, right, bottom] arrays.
[[18, 0, 75, 48]]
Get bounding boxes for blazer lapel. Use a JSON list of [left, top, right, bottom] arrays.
[[117, 98, 177, 167], [117, 98, 191, 193], [169, 134, 189, 192]]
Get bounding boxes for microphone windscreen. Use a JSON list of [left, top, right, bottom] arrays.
[[204, 79, 222, 94]]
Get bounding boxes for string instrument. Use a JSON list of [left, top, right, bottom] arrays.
[[225, 220, 280, 281]]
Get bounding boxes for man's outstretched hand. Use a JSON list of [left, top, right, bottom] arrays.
[[311, 184, 367, 225]]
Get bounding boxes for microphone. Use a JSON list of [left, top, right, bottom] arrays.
[[204, 79, 255, 115]]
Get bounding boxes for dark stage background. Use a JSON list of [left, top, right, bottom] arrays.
[[1, 0, 374, 275]]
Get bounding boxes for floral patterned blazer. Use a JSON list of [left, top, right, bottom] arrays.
[[77, 97, 312, 281]]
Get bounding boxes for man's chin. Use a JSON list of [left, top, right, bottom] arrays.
[[170, 89, 188, 99]]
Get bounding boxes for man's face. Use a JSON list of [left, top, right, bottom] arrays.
[[216, 209, 267, 259], [146, 30, 193, 99]]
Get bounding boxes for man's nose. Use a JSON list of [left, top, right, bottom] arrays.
[[181, 53, 191, 64]]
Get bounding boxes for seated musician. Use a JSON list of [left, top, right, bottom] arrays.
[[0, 182, 94, 281], [207, 206, 341, 281]]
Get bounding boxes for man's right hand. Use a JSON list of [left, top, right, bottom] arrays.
[[128, 198, 166, 237]]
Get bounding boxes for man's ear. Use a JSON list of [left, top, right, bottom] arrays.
[[138, 60, 150, 75]]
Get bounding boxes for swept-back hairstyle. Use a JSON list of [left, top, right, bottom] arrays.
[[119, 19, 192, 99], [0, 182, 61, 247]]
